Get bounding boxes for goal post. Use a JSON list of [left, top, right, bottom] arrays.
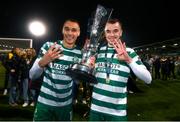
[[0, 37, 33, 53]]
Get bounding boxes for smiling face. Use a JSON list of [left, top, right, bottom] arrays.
[[62, 20, 80, 48], [104, 21, 123, 45]]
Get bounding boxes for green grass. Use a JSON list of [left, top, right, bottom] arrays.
[[0, 95, 34, 120], [128, 79, 180, 121], [0, 63, 180, 121]]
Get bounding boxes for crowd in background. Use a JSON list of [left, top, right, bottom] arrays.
[[0, 47, 42, 107], [141, 54, 180, 80], [124, 54, 180, 95]]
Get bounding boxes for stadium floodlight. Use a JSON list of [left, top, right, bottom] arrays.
[[174, 43, 178, 46], [29, 20, 46, 36]]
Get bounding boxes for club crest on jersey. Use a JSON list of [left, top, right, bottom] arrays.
[[73, 56, 80, 63]]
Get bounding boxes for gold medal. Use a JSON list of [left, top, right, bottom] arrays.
[[106, 77, 110, 83]]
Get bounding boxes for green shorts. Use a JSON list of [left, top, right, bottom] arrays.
[[33, 103, 72, 121], [89, 110, 127, 121]]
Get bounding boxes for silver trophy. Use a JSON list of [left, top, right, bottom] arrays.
[[66, 5, 113, 84]]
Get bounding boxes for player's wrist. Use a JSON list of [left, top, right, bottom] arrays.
[[126, 57, 132, 64]]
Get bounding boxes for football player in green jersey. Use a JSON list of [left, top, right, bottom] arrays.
[[30, 19, 82, 121], [89, 18, 152, 121]]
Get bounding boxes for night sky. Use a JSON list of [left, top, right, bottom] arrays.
[[0, 0, 179, 51]]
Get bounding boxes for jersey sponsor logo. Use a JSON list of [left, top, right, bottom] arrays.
[[96, 62, 120, 75], [97, 62, 121, 69], [50, 63, 69, 70]]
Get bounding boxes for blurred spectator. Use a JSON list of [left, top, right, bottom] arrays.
[[7, 48, 21, 106], [161, 57, 169, 80], [19, 50, 30, 107], [175, 56, 180, 76], [169, 56, 176, 79], [26, 48, 42, 107], [154, 56, 161, 79], [1, 52, 13, 95]]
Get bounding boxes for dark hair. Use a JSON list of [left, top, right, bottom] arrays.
[[106, 18, 122, 28], [63, 19, 80, 28]]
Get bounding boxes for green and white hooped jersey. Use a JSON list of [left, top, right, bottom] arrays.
[[91, 45, 143, 118], [37, 40, 82, 108]]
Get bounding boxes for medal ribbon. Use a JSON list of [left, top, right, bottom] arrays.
[[105, 45, 115, 82]]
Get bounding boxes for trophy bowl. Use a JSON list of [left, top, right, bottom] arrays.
[[66, 63, 97, 84]]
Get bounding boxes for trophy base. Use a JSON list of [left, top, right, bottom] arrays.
[[66, 64, 98, 84]]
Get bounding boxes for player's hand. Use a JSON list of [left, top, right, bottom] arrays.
[[39, 42, 63, 68], [112, 39, 132, 63], [88, 56, 96, 68], [83, 38, 90, 50]]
